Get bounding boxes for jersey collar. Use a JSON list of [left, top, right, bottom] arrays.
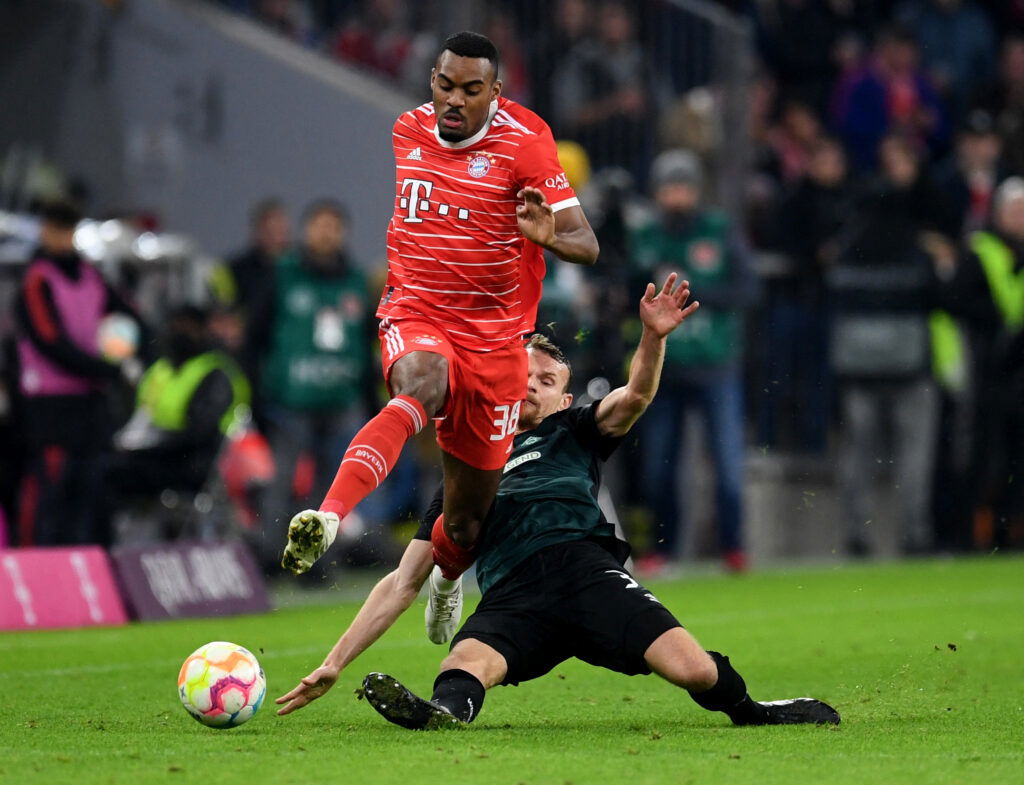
[[433, 100, 499, 149]]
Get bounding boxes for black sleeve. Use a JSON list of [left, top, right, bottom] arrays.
[[565, 402, 623, 461], [242, 272, 276, 389], [413, 482, 445, 541], [148, 369, 234, 454], [935, 251, 1001, 329], [15, 277, 121, 381]]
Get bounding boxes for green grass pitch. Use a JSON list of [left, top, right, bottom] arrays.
[[1, 555, 1021, 785]]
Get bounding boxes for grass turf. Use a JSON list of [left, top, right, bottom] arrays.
[[1, 555, 1021, 785]]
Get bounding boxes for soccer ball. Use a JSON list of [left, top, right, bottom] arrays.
[[177, 641, 266, 728]]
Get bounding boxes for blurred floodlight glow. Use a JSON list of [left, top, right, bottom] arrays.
[[73, 220, 105, 258], [132, 231, 162, 260]]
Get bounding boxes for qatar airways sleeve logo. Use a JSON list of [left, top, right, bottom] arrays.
[[544, 172, 571, 190], [399, 177, 470, 223]]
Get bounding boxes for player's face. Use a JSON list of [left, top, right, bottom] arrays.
[[431, 51, 501, 142], [520, 348, 573, 431]]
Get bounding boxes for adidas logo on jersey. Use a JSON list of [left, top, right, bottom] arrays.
[[407, 147, 422, 160]]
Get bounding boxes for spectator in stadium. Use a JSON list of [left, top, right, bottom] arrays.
[[223, 198, 291, 322], [761, 97, 825, 186], [758, 136, 851, 453], [550, 0, 659, 186], [272, 278, 838, 731], [102, 306, 250, 540], [937, 177, 1024, 550], [931, 109, 1007, 236], [628, 150, 758, 574], [832, 24, 949, 172], [971, 35, 1024, 177], [481, 8, 531, 106], [248, 198, 375, 572], [332, 0, 414, 82], [528, 0, 593, 120], [752, 0, 843, 113], [14, 200, 144, 547], [894, 0, 996, 119], [252, 0, 316, 45], [211, 198, 291, 405], [828, 134, 956, 556]]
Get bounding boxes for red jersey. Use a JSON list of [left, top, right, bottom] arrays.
[[377, 96, 579, 351]]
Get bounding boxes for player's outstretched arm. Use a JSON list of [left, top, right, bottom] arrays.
[[595, 273, 699, 437], [275, 539, 434, 716], [516, 186, 599, 265]]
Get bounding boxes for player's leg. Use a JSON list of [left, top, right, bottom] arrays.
[[424, 455, 501, 641], [364, 556, 566, 730], [429, 339, 527, 575], [425, 340, 527, 638], [361, 636, 508, 730], [644, 628, 840, 725], [281, 322, 452, 574]]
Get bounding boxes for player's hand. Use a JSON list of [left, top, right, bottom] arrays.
[[275, 665, 340, 716], [639, 273, 699, 339], [516, 187, 556, 248]]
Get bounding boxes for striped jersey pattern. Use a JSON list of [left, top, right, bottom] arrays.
[[377, 96, 579, 351]]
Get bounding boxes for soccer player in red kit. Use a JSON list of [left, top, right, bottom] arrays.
[[281, 31, 599, 640]]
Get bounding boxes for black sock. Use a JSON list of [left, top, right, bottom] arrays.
[[687, 651, 770, 726], [431, 669, 485, 723]]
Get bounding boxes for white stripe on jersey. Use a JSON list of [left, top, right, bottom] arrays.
[[395, 166, 510, 193], [401, 296, 523, 311], [493, 109, 534, 135], [404, 283, 520, 297], [550, 196, 581, 213], [393, 227, 520, 241], [388, 246, 515, 262]]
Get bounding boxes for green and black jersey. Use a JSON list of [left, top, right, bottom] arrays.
[[416, 402, 626, 594]]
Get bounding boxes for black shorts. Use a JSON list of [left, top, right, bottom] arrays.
[[451, 539, 682, 686]]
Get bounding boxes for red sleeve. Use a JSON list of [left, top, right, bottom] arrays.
[[23, 267, 60, 343], [511, 126, 579, 213]]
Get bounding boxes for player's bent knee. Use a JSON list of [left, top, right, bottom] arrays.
[[444, 515, 484, 549], [441, 638, 507, 689], [390, 352, 449, 415], [644, 628, 717, 690]]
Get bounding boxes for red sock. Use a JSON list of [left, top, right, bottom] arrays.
[[431, 515, 477, 579], [320, 395, 427, 519]]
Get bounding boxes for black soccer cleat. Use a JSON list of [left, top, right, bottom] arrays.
[[360, 672, 464, 731], [758, 697, 841, 725]]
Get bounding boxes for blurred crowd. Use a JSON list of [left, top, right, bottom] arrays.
[[0, 0, 1022, 577]]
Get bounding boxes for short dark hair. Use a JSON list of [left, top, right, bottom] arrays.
[[440, 31, 500, 79], [38, 199, 82, 229], [249, 197, 285, 227], [526, 333, 572, 392], [302, 198, 348, 226]]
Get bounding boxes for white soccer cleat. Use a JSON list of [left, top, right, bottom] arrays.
[[424, 566, 463, 644], [280, 509, 340, 575]]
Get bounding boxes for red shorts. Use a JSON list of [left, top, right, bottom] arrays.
[[379, 319, 527, 471]]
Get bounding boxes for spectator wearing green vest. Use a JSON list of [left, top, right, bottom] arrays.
[[628, 150, 759, 574], [938, 177, 1024, 550], [247, 199, 376, 572], [103, 306, 250, 539]]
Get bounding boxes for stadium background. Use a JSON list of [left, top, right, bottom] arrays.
[[1, 0, 1023, 578], [1, 3, 1023, 785]]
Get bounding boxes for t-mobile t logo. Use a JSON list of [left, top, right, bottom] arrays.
[[399, 178, 433, 223]]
